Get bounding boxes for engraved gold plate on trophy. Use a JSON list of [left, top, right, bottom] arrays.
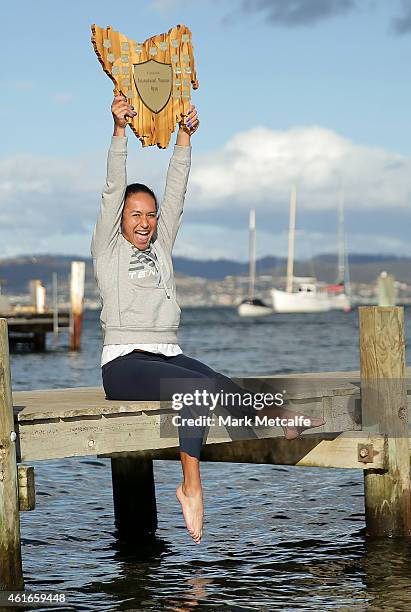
[[133, 60, 173, 113], [91, 24, 199, 148]]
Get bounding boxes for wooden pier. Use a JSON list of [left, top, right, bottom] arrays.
[[1, 307, 410, 589], [0, 260, 85, 351], [4, 311, 70, 351]]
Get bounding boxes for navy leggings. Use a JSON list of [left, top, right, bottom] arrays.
[[102, 351, 258, 459]]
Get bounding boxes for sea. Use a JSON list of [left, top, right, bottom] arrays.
[[8, 306, 411, 612]]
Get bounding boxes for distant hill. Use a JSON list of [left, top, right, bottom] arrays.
[[0, 252, 410, 294]]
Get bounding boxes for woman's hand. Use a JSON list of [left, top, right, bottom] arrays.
[[176, 105, 199, 146], [112, 95, 137, 136]]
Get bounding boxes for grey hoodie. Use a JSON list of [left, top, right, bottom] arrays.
[[91, 136, 191, 345]]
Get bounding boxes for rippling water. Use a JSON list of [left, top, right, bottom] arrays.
[[9, 307, 411, 611]]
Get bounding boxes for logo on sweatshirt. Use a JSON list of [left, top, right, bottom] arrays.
[[128, 246, 158, 280]]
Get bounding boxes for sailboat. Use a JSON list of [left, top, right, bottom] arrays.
[[238, 209, 273, 317], [271, 187, 331, 313], [327, 189, 351, 312]]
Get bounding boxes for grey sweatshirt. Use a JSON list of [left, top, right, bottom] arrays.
[[91, 136, 191, 345]]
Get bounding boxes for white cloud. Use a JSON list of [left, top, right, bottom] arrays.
[[174, 224, 411, 261], [190, 125, 411, 211], [0, 148, 168, 257], [0, 125, 410, 260]]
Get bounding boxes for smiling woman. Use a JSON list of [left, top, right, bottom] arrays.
[[121, 185, 158, 250], [91, 95, 323, 546]]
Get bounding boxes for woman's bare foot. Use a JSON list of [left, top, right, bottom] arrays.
[[282, 415, 325, 440], [176, 482, 204, 544]]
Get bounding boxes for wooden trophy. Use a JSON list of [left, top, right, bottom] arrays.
[[91, 23, 199, 148]]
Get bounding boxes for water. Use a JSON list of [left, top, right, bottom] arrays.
[[9, 307, 411, 611]]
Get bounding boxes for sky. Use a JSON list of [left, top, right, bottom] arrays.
[[1, 0, 411, 262]]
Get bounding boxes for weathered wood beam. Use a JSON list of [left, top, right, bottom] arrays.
[[360, 306, 411, 537], [0, 319, 24, 589], [106, 431, 386, 470], [10, 372, 411, 465]]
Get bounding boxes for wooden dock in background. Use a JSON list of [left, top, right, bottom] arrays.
[[0, 260, 86, 351], [1, 307, 410, 590], [3, 311, 70, 350]]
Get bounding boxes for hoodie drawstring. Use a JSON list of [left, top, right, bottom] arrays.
[[143, 251, 171, 299]]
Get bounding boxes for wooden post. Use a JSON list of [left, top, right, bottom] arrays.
[[18, 466, 35, 512], [33, 333, 46, 352], [359, 306, 411, 537], [377, 271, 397, 307], [0, 319, 24, 589], [52, 272, 59, 347], [29, 280, 46, 314], [111, 457, 157, 540], [69, 261, 85, 351]]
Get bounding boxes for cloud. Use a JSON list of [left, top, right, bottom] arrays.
[[0, 149, 168, 258], [189, 125, 411, 213], [182, 125, 411, 258], [229, 0, 411, 36], [1, 126, 410, 260], [229, 0, 359, 27], [391, 0, 411, 34], [174, 225, 411, 260], [0, 154, 99, 257]]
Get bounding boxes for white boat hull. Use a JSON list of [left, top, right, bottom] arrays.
[[238, 303, 273, 317], [329, 293, 351, 312], [271, 288, 331, 313]]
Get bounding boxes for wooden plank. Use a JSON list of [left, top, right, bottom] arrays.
[[19, 407, 277, 461], [295, 432, 385, 469], [13, 369, 411, 424], [360, 306, 411, 537], [10, 368, 411, 464], [12, 376, 365, 423], [14, 396, 388, 464], [15, 401, 336, 462], [17, 411, 177, 461], [2, 312, 70, 321], [14, 388, 170, 421], [0, 319, 24, 589], [105, 432, 386, 470], [7, 318, 69, 326]]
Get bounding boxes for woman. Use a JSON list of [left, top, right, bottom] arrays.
[[92, 96, 324, 545]]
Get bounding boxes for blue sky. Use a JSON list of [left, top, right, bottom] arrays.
[[1, 0, 411, 260]]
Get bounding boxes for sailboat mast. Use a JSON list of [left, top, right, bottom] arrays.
[[337, 189, 345, 285], [286, 186, 296, 293], [248, 209, 256, 301]]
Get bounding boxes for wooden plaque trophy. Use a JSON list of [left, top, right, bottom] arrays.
[[91, 23, 199, 148]]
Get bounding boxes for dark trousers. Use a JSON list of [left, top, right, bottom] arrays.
[[102, 352, 257, 459]]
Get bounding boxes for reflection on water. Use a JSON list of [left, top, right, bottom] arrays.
[[11, 308, 411, 611]]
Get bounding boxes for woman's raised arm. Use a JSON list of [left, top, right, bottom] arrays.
[[91, 96, 136, 257], [157, 106, 200, 251]]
